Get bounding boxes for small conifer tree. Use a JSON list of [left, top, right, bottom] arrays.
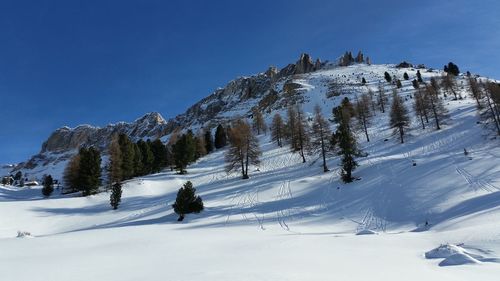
[[172, 181, 204, 221]]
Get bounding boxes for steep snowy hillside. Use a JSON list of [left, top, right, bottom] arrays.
[[1, 69, 499, 280]]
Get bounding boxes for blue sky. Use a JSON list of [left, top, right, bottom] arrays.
[[0, 0, 499, 163]]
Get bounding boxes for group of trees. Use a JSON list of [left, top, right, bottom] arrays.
[[468, 78, 500, 135], [63, 147, 102, 196]]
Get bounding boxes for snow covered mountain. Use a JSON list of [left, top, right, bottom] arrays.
[[1, 53, 500, 280]]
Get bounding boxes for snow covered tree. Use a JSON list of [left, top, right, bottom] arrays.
[[252, 108, 267, 135], [270, 113, 285, 147], [354, 93, 373, 142], [42, 174, 54, 197], [110, 182, 122, 210], [225, 119, 261, 179], [172, 181, 204, 222], [311, 105, 332, 172], [389, 90, 411, 143], [214, 124, 228, 149]]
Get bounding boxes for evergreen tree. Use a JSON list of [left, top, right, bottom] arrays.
[[252, 108, 267, 135], [416, 70, 423, 83], [311, 105, 332, 172], [214, 124, 227, 149], [355, 51, 364, 63], [361, 77, 367, 85], [396, 79, 402, 88], [14, 171, 22, 181], [204, 130, 214, 153], [173, 131, 196, 174], [444, 62, 460, 76], [172, 181, 204, 221], [110, 182, 122, 210], [78, 147, 102, 196], [150, 139, 168, 173], [42, 174, 54, 197], [389, 90, 411, 143], [355, 93, 373, 142], [132, 142, 143, 177], [118, 134, 135, 180], [270, 113, 285, 147], [225, 119, 261, 179], [137, 139, 154, 175], [403, 72, 409, 80], [412, 79, 419, 89], [384, 71, 392, 83], [333, 99, 358, 183]]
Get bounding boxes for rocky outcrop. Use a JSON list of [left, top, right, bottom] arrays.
[[294, 53, 315, 74]]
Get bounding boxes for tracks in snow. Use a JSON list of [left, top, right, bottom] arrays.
[[455, 167, 500, 193]]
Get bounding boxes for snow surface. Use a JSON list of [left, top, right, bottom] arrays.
[[1, 64, 500, 280]]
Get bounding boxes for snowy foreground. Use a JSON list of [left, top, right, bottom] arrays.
[[2, 69, 500, 280]]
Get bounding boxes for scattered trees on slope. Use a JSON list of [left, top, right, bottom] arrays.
[[252, 108, 267, 135], [333, 98, 359, 183], [270, 113, 285, 147], [354, 93, 373, 142], [311, 105, 332, 172]]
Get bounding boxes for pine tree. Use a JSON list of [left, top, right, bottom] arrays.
[[110, 182, 122, 210], [173, 131, 196, 174], [334, 99, 358, 183], [270, 113, 285, 147], [416, 70, 423, 83], [204, 130, 214, 153], [361, 77, 367, 85], [252, 108, 267, 135], [132, 142, 143, 177], [412, 79, 419, 89], [150, 139, 168, 173], [311, 105, 332, 172], [214, 124, 228, 149], [444, 62, 460, 76], [118, 134, 135, 180], [403, 72, 409, 80], [389, 90, 411, 143], [42, 174, 54, 197], [225, 119, 261, 179], [384, 71, 392, 83], [172, 181, 204, 221], [355, 93, 373, 142], [78, 147, 102, 196], [137, 139, 153, 175]]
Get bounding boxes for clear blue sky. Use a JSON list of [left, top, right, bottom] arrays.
[[0, 0, 499, 163]]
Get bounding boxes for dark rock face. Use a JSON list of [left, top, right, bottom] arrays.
[[294, 53, 315, 74], [396, 61, 413, 68]]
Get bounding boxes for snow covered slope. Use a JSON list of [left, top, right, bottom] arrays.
[[1, 74, 500, 280]]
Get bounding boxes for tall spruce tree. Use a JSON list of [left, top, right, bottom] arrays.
[[384, 71, 392, 83], [137, 139, 154, 175], [389, 90, 411, 143], [108, 134, 123, 184], [78, 147, 102, 196], [173, 131, 196, 174], [150, 139, 168, 173], [118, 134, 135, 180], [333, 99, 358, 183]]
